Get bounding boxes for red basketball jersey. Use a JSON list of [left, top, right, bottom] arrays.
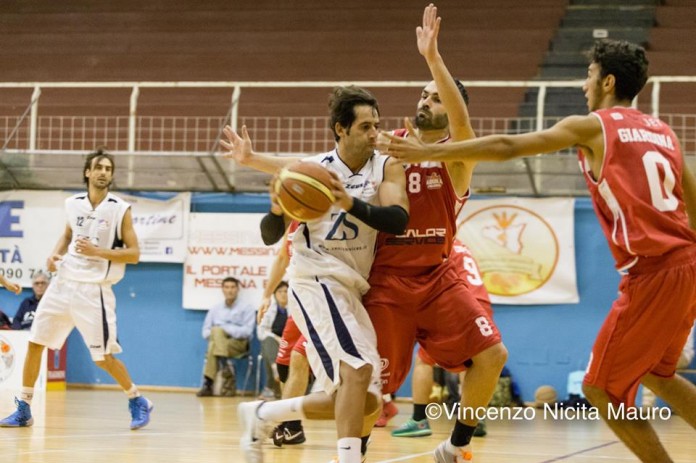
[[450, 239, 491, 309], [372, 129, 468, 276], [579, 107, 696, 271], [285, 221, 300, 258]]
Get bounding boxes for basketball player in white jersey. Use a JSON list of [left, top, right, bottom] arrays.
[[223, 86, 409, 463], [0, 150, 153, 431]]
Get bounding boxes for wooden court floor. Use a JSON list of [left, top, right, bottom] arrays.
[[0, 389, 694, 462]]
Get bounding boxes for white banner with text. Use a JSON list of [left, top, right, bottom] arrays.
[[0, 191, 190, 287], [183, 213, 279, 310]]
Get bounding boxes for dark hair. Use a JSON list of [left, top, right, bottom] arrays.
[[222, 276, 240, 287], [274, 281, 289, 293], [83, 148, 115, 185], [329, 86, 379, 142], [587, 39, 648, 101], [453, 79, 470, 106]]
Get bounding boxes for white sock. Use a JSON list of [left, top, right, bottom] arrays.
[[20, 387, 34, 405], [382, 393, 392, 403], [445, 440, 472, 455], [257, 397, 305, 422], [337, 437, 362, 463], [125, 384, 140, 399]]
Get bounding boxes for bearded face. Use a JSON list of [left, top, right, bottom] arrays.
[[415, 110, 449, 131]]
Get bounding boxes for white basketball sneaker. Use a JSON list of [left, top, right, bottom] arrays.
[[433, 440, 473, 462], [238, 400, 274, 463]]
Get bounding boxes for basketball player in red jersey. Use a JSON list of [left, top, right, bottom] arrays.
[[390, 240, 492, 438], [387, 38, 696, 462], [365, 6, 507, 461]]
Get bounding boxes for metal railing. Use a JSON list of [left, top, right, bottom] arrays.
[[1, 77, 696, 156]]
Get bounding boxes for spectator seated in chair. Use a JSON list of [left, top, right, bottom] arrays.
[[197, 277, 255, 397]]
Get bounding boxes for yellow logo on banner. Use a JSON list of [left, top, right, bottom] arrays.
[[458, 206, 559, 297]]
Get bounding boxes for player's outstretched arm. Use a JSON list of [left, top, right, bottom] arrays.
[[0, 275, 21, 295], [385, 115, 601, 164], [417, 3, 476, 197], [220, 125, 301, 174], [418, 4, 474, 143], [258, 237, 290, 324], [260, 177, 292, 245], [329, 159, 409, 235]]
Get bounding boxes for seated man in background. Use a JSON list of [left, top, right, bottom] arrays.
[[197, 276, 255, 397], [12, 272, 50, 330], [257, 281, 289, 399]]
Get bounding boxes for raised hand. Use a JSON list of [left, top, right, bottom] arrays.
[[220, 125, 254, 165], [417, 3, 441, 63], [381, 118, 432, 163]]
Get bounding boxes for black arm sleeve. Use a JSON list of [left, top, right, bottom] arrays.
[[260, 212, 286, 245], [348, 198, 409, 235]]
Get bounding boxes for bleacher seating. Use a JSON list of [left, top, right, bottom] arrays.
[[0, 0, 565, 125], [520, 0, 658, 118], [648, 0, 696, 113]]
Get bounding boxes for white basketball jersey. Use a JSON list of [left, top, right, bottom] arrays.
[[57, 192, 131, 284], [289, 150, 390, 294]]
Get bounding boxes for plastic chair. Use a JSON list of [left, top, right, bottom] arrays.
[[228, 341, 256, 396]]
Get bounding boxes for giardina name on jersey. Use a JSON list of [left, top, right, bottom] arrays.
[[617, 128, 675, 150]]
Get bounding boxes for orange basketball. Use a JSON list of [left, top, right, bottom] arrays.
[[275, 162, 336, 221]]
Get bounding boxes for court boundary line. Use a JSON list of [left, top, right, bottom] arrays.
[[538, 440, 619, 463]]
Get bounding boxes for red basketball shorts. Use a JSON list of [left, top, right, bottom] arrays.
[[583, 245, 696, 405], [366, 259, 501, 394], [275, 316, 308, 366]]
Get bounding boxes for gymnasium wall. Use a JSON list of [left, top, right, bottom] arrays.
[[0, 193, 635, 402]]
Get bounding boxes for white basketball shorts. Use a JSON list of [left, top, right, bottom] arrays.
[[288, 275, 381, 398], [30, 276, 123, 361]]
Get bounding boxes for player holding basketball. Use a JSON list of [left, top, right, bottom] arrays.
[[0, 149, 153, 430], [386, 39, 696, 462], [364, 6, 507, 461], [226, 85, 409, 463]]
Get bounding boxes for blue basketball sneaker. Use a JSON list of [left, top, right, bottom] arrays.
[[0, 398, 34, 427], [128, 396, 153, 430]]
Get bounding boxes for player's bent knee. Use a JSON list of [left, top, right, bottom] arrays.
[[27, 342, 46, 356], [94, 355, 114, 369], [641, 372, 672, 391], [477, 342, 508, 369], [581, 383, 606, 403]]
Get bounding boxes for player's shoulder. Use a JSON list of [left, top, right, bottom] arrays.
[[105, 192, 130, 207], [66, 192, 88, 202], [303, 150, 336, 166]]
